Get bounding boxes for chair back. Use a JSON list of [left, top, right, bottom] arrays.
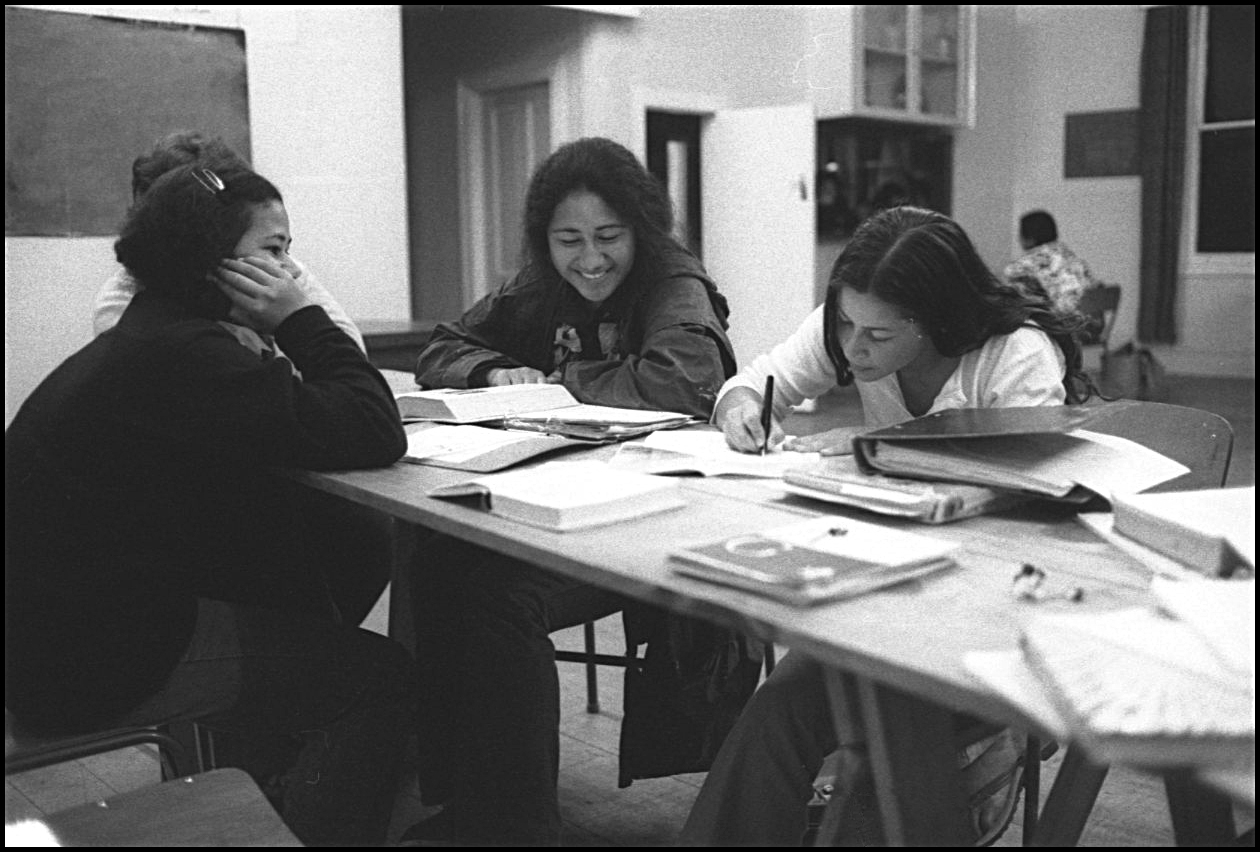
[[1075, 284, 1122, 349], [1080, 400, 1234, 491]]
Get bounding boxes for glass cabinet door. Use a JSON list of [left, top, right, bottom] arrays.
[[858, 5, 969, 125]]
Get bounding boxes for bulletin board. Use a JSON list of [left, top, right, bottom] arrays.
[[1063, 110, 1140, 179], [4, 7, 250, 237]]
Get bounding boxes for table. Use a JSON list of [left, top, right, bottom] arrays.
[[286, 442, 1159, 845]]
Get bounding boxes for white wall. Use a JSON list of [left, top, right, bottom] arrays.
[[995, 5, 1253, 377], [5, 4, 410, 424]]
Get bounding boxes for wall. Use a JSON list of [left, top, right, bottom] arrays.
[[5, 4, 410, 425], [401, 6, 587, 322], [994, 5, 1253, 377]]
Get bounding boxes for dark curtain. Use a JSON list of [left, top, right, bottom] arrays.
[[1137, 5, 1191, 344]]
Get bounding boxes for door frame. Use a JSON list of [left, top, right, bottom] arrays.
[[456, 58, 577, 307]]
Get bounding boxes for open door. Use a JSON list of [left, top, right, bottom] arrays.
[[702, 104, 816, 370]]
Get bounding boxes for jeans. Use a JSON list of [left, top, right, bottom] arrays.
[[412, 534, 623, 845], [110, 598, 417, 847], [679, 650, 880, 846]]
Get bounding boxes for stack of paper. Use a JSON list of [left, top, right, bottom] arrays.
[[1111, 486, 1255, 577], [970, 575, 1256, 770]]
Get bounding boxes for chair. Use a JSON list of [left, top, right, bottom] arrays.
[[1024, 400, 1235, 846], [1075, 283, 1121, 351], [558, 620, 778, 714], [5, 709, 195, 781]]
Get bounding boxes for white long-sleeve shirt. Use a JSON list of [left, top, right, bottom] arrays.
[[717, 304, 1066, 430]]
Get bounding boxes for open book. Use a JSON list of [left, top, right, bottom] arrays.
[[402, 423, 586, 473], [669, 515, 957, 606], [396, 384, 696, 439], [1020, 606, 1254, 769], [426, 460, 686, 531], [783, 455, 1031, 524], [852, 406, 1189, 500], [1111, 486, 1255, 578], [611, 430, 820, 478]]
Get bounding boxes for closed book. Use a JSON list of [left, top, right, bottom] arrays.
[[395, 384, 581, 423], [1111, 486, 1255, 577], [783, 456, 1029, 523], [1020, 608, 1254, 769], [426, 460, 686, 531], [852, 406, 1188, 500], [669, 516, 957, 605], [402, 423, 585, 473]]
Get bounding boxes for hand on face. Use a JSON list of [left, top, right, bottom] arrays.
[[716, 386, 786, 454], [548, 190, 635, 306], [214, 200, 310, 333]]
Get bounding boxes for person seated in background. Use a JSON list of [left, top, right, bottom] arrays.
[[94, 130, 365, 357], [6, 164, 414, 847], [1004, 209, 1101, 315], [407, 137, 756, 846], [682, 206, 1091, 846]]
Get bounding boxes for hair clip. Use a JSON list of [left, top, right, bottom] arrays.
[[192, 167, 226, 195]]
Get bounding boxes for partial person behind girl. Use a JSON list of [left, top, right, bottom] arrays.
[[684, 206, 1090, 846], [6, 164, 414, 847], [407, 137, 755, 846]]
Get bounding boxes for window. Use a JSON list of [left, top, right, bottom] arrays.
[[1185, 5, 1255, 273]]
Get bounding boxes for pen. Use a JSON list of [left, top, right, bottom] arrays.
[[759, 374, 775, 456]]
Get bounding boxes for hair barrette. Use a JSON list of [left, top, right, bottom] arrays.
[[192, 167, 226, 195]]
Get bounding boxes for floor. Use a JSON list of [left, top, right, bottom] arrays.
[[7, 375, 1254, 846]]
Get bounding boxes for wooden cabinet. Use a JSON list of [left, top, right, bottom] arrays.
[[808, 5, 975, 127]]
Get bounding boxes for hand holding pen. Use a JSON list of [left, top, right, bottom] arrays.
[[714, 376, 785, 454]]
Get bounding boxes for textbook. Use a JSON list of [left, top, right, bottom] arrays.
[[852, 406, 1189, 500], [782, 455, 1030, 524], [402, 423, 586, 473], [395, 385, 696, 439], [1020, 607, 1254, 769], [1111, 486, 1255, 578], [396, 383, 581, 422], [669, 515, 958, 606], [426, 460, 686, 531]]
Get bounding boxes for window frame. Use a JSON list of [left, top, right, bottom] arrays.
[[1182, 4, 1255, 277]]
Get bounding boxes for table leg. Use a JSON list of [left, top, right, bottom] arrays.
[[1164, 771, 1236, 847], [386, 519, 421, 653], [1029, 743, 1108, 847]]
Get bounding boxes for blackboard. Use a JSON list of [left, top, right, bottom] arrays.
[[5, 7, 250, 236], [1064, 110, 1140, 179]]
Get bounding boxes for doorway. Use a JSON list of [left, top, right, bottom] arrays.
[[646, 110, 703, 258]]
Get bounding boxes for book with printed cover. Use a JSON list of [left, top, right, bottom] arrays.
[[669, 515, 957, 605]]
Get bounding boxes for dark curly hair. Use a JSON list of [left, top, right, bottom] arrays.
[[522, 137, 678, 284], [114, 165, 282, 318], [131, 130, 249, 200], [823, 206, 1091, 402]]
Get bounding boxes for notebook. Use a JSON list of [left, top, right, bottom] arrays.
[[852, 406, 1189, 500]]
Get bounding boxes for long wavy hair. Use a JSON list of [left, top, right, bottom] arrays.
[[522, 137, 681, 288], [115, 165, 282, 319], [823, 206, 1092, 402]]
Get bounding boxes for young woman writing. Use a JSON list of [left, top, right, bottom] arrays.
[[683, 206, 1090, 846]]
